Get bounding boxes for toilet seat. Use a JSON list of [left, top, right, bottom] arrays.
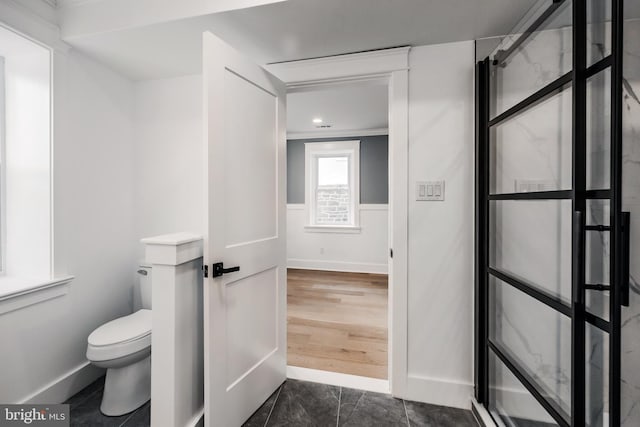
[[87, 309, 152, 362]]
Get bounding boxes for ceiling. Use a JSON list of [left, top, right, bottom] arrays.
[[287, 83, 388, 135], [65, 0, 538, 81]]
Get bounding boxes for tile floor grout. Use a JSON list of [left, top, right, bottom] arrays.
[[336, 387, 342, 427], [402, 398, 410, 427], [117, 409, 138, 427], [262, 384, 282, 427]]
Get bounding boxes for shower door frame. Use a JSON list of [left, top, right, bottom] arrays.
[[474, 0, 626, 425]]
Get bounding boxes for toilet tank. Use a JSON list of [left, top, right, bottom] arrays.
[[138, 263, 152, 309]]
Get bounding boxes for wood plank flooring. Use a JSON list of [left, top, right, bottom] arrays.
[[287, 268, 388, 379]]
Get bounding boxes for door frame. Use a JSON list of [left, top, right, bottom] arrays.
[[266, 46, 410, 397]]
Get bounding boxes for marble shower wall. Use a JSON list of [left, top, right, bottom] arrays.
[[488, 14, 574, 423]]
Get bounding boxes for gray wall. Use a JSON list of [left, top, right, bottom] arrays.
[[287, 135, 389, 204]]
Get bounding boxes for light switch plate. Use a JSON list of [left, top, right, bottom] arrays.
[[416, 181, 445, 201], [514, 179, 556, 193]]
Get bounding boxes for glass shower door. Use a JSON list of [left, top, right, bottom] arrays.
[[475, 0, 629, 425]]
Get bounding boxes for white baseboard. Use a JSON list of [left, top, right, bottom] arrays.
[[20, 361, 105, 404], [287, 259, 388, 274], [286, 366, 389, 394], [401, 374, 474, 410]]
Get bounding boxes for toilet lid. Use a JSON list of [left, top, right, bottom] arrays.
[[88, 309, 152, 346]]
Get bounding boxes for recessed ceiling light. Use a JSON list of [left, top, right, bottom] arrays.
[[312, 118, 323, 124]]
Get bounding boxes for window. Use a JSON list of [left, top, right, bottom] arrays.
[[304, 141, 360, 231], [0, 26, 71, 315], [0, 56, 5, 272]]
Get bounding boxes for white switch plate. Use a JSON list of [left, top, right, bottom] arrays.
[[416, 181, 445, 201], [514, 179, 556, 193]]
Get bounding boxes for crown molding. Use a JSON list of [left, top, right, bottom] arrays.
[[0, 0, 70, 52], [266, 46, 410, 85], [287, 128, 389, 140], [56, 0, 100, 9]]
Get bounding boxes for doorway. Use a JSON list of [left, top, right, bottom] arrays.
[[284, 81, 391, 385]]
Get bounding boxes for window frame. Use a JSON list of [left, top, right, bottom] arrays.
[[0, 55, 5, 274], [304, 140, 361, 233]]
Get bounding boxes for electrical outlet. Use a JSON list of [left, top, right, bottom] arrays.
[[320, 247, 324, 254]]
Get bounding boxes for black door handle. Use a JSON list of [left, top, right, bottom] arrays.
[[621, 212, 630, 307], [573, 211, 585, 305], [212, 262, 240, 278]]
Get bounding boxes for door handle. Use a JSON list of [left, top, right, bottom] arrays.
[[573, 211, 585, 305], [621, 211, 630, 307], [212, 262, 240, 278]]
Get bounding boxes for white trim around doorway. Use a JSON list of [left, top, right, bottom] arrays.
[[267, 46, 410, 398]]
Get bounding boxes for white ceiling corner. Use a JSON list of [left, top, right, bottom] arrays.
[[60, 0, 539, 81]]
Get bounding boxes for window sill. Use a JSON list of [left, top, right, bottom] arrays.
[[0, 275, 74, 315], [304, 225, 362, 234]]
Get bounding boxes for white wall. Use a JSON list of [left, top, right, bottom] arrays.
[[133, 74, 204, 257], [0, 48, 137, 403], [0, 9, 477, 410], [287, 204, 388, 274], [404, 41, 475, 408]]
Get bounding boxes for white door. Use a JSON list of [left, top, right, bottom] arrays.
[[202, 32, 287, 427]]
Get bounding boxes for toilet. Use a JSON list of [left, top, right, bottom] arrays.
[[86, 263, 152, 416]]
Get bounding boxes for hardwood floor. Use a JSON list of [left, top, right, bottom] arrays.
[[287, 268, 388, 379]]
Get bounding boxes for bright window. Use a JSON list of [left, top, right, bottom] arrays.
[[305, 141, 360, 231], [0, 56, 4, 271], [0, 26, 52, 280]]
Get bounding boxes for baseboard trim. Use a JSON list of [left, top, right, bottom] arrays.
[[20, 361, 105, 404], [402, 374, 474, 410], [287, 259, 388, 274], [286, 366, 389, 394], [471, 398, 496, 426]]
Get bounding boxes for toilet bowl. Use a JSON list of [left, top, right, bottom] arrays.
[[86, 265, 152, 416]]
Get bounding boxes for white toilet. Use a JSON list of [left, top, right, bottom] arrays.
[[86, 263, 152, 416]]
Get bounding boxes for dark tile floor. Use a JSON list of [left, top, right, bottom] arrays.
[[64, 376, 149, 427], [66, 377, 478, 427], [243, 379, 479, 427]]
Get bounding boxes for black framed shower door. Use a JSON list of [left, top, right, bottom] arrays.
[[474, 0, 629, 426]]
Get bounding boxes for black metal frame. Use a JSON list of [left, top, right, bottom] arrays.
[[492, 0, 566, 67], [571, 1, 587, 424], [474, 57, 489, 404], [474, 0, 626, 425], [609, 0, 625, 424]]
